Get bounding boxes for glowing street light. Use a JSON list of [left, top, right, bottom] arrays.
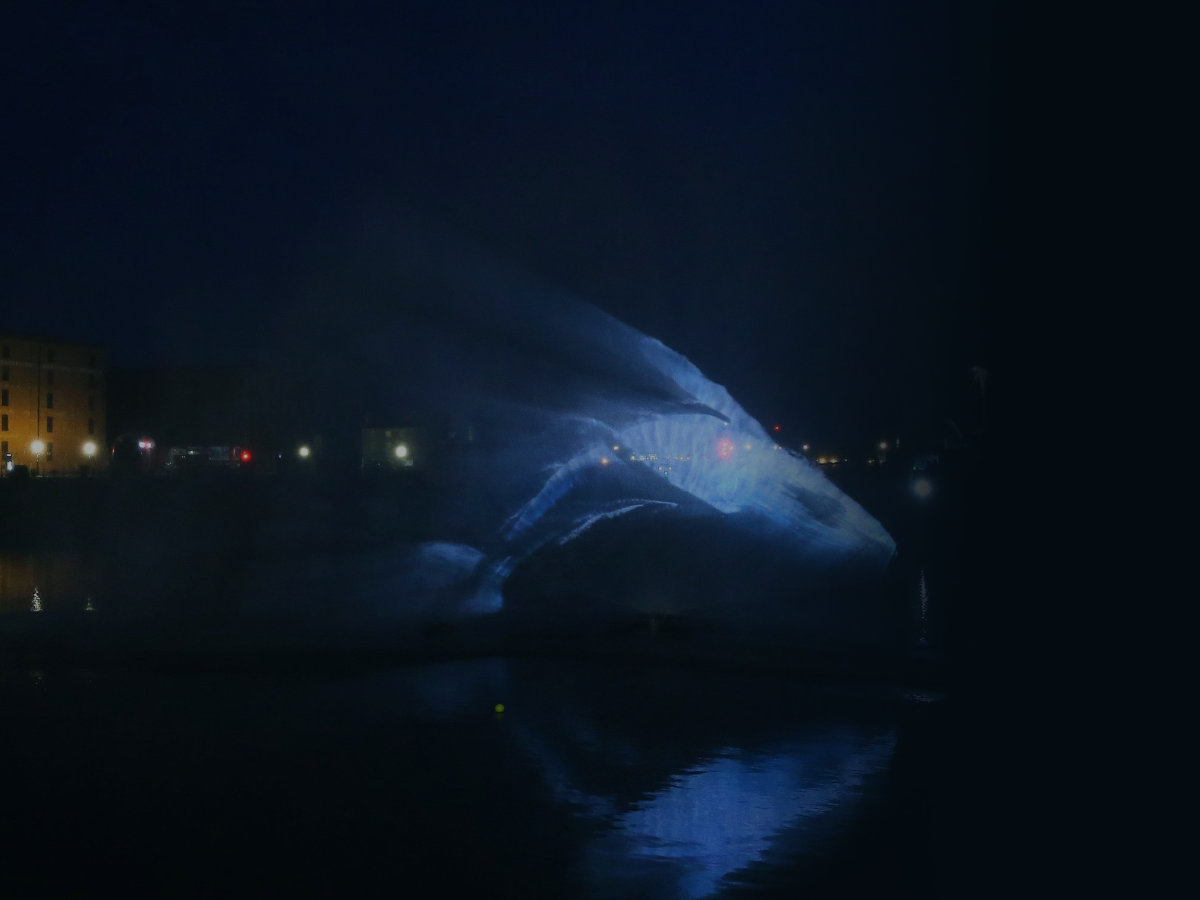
[[31, 439, 44, 475], [81, 440, 97, 475], [297, 445, 311, 458], [394, 443, 409, 459]]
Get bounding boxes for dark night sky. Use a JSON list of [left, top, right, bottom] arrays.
[[2, 1, 1003, 448]]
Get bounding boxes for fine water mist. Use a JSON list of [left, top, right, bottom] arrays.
[[250, 217, 896, 636]]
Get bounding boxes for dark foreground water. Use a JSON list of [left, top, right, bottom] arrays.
[[0, 467, 992, 897], [0, 652, 974, 897], [0, 652, 970, 899]]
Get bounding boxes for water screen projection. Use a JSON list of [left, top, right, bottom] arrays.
[[263, 220, 896, 631]]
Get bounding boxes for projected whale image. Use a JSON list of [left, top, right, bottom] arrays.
[[267, 221, 896, 626]]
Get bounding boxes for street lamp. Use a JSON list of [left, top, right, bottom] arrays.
[[82, 440, 97, 476], [31, 439, 44, 476]]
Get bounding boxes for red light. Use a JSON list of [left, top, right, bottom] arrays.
[[772, 424, 782, 432], [716, 437, 735, 460], [240, 450, 252, 463]]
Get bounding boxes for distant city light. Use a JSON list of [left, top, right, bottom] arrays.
[[879, 441, 889, 450], [394, 443, 409, 459], [239, 449, 252, 463], [802, 444, 810, 452], [772, 424, 782, 433], [599, 456, 610, 466], [298, 445, 311, 458], [912, 477, 933, 499]]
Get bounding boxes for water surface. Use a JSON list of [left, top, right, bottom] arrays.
[[0, 654, 948, 898]]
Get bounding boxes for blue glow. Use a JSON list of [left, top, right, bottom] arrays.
[[487, 656, 899, 899], [461, 331, 896, 613], [579, 737, 896, 898], [264, 225, 897, 622]]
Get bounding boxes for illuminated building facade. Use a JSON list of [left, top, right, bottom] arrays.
[[0, 333, 107, 475]]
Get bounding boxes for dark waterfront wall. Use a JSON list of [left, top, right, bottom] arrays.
[[0, 447, 980, 695], [0, 470, 435, 555]]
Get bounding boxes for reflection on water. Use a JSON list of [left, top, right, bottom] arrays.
[[0, 550, 104, 615], [0, 656, 922, 898], [497, 659, 897, 898], [579, 738, 894, 898]]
